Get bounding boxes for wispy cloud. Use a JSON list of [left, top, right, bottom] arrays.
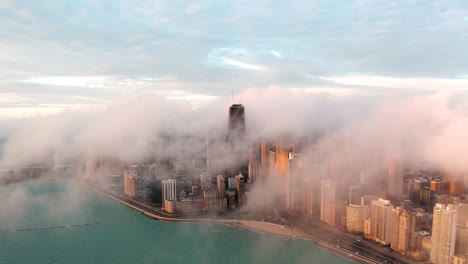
[[222, 58, 270, 71], [323, 75, 468, 90], [22, 76, 110, 88], [0, 0, 468, 120], [270, 50, 283, 59]]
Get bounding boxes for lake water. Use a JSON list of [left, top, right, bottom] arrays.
[[0, 178, 355, 264]]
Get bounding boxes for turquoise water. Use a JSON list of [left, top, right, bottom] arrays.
[[0, 178, 354, 264]]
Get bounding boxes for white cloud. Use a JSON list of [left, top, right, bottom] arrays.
[[323, 75, 468, 90], [163, 90, 218, 109], [302, 87, 366, 96], [270, 50, 283, 58], [0, 105, 105, 120], [22, 76, 110, 87], [223, 58, 269, 71], [183, 3, 202, 15]]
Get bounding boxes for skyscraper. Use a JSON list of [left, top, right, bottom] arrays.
[[216, 175, 226, 198], [450, 178, 465, 196], [454, 204, 468, 227], [228, 104, 245, 139], [420, 187, 436, 212], [390, 207, 403, 252], [301, 177, 315, 217], [248, 160, 260, 184], [391, 208, 418, 255], [276, 136, 294, 209], [321, 179, 336, 224], [124, 169, 137, 197], [260, 140, 270, 183], [456, 224, 468, 256], [430, 204, 458, 264], [370, 198, 394, 245], [236, 173, 246, 206], [387, 163, 404, 199], [162, 179, 177, 209], [430, 179, 450, 195]]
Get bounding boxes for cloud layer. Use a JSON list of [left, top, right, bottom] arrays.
[[1, 1, 468, 118]]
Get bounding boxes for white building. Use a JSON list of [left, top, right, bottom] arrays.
[[430, 204, 458, 264], [162, 179, 177, 205], [370, 198, 393, 245]]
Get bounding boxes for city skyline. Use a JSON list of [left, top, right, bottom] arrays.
[[3, 2, 468, 264]]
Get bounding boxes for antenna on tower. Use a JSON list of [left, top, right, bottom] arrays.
[[239, 80, 243, 104], [231, 77, 235, 104]]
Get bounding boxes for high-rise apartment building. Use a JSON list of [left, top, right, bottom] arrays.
[[162, 179, 177, 209], [302, 177, 315, 217], [216, 175, 226, 199], [414, 178, 430, 190], [456, 224, 468, 256], [454, 204, 468, 227], [124, 169, 137, 197], [450, 178, 465, 196], [260, 140, 270, 183], [236, 174, 246, 206], [420, 187, 436, 212], [391, 208, 403, 252], [430, 204, 458, 264], [431, 179, 450, 195], [387, 163, 404, 199], [453, 255, 468, 264], [321, 179, 336, 224], [391, 208, 417, 255], [370, 198, 394, 245], [248, 160, 260, 184], [346, 204, 369, 233], [289, 153, 304, 211]]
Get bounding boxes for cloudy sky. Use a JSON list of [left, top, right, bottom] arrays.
[[1, 0, 468, 119]]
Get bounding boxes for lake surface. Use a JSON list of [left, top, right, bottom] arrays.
[[0, 178, 355, 264]]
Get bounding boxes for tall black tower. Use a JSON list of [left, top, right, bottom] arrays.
[[228, 104, 245, 138]]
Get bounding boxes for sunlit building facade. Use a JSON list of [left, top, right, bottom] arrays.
[[430, 204, 458, 264]]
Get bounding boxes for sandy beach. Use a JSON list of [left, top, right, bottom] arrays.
[[232, 220, 306, 238]]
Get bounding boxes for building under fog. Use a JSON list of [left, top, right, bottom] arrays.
[[228, 104, 245, 139]]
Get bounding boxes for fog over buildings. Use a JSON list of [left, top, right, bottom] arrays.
[[3, 81, 468, 263], [2, 2, 468, 263], [2, 87, 468, 179]]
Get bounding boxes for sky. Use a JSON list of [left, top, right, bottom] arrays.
[[1, 0, 468, 119]]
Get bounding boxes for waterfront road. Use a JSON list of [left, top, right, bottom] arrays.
[[287, 218, 417, 264]]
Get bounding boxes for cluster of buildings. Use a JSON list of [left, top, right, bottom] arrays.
[[85, 103, 250, 215], [315, 168, 468, 264], [83, 102, 468, 264]]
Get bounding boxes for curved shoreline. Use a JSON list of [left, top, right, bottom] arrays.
[[83, 182, 381, 264], [82, 182, 306, 237]]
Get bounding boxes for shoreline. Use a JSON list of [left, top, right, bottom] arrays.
[[230, 220, 307, 238], [82, 181, 381, 264], [82, 182, 305, 238]]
